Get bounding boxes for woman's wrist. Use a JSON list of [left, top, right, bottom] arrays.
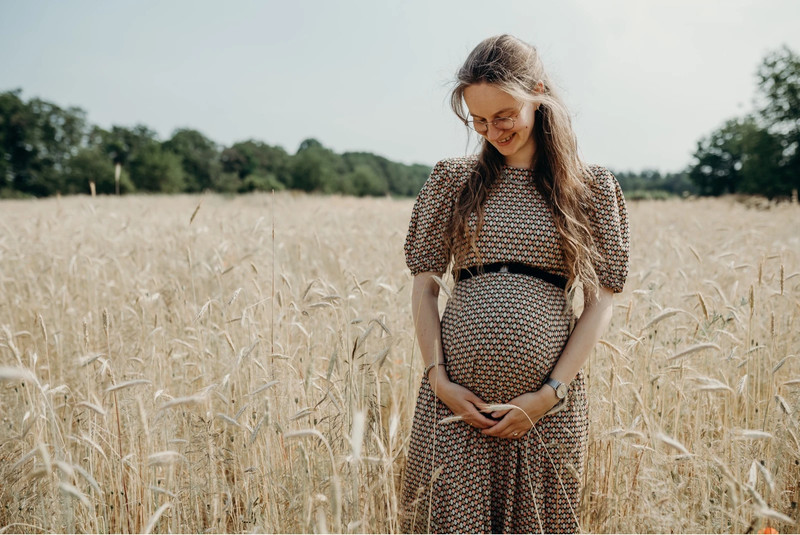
[[427, 364, 451, 387], [423, 361, 445, 378], [536, 385, 561, 410]]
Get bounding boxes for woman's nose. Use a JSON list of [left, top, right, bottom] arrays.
[[486, 124, 506, 141]]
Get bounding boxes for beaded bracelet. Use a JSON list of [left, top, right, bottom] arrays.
[[424, 362, 446, 378]]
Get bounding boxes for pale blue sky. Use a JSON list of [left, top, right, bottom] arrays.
[[2, 0, 799, 172]]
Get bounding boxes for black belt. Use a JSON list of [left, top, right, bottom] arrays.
[[456, 262, 568, 290]]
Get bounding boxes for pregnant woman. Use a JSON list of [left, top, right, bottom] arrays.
[[400, 34, 630, 533]]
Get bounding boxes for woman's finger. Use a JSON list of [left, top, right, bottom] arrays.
[[469, 406, 498, 428], [490, 408, 510, 419], [466, 393, 488, 411], [482, 417, 511, 436]]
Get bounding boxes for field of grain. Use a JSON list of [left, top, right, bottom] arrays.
[[0, 192, 798, 533]]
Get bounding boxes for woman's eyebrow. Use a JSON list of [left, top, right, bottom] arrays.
[[470, 107, 517, 119]]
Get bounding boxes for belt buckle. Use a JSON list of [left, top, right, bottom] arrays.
[[499, 264, 509, 273]]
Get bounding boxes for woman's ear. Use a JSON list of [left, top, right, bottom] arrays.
[[534, 81, 545, 94]]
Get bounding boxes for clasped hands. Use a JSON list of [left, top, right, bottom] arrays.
[[430, 377, 560, 439]]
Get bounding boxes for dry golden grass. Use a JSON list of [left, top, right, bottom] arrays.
[[0, 193, 798, 533]]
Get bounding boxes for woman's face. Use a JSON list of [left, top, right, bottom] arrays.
[[462, 82, 536, 169]]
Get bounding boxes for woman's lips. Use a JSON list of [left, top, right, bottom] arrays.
[[495, 133, 514, 147]]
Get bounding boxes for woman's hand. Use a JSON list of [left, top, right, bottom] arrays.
[[481, 388, 560, 439], [429, 373, 497, 429]]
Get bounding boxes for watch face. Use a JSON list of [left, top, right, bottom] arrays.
[[556, 383, 568, 399]]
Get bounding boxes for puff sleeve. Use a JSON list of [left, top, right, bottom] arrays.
[[587, 165, 630, 293], [404, 160, 459, 275]]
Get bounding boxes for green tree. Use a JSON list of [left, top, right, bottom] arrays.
[[403, 164, 433, 196], [129, 143, 186, 193], [1, 89, 433, 198], [0, 89, 33, 195], [90, 124, 158, 166], [220, 140, 291, 187], [613, 168, 695, 198], [88, 125, 184, 193], [289, 148, 334, 192], [163, 128, 221, 192], [758, 46, 800, 136], [297, 138, 323, 152], [756, 45, 800, 195], [341, 151, 429, 196], [689, 118, 751, 196], [347, 164, 388, 196], [64, 147, 136, 194], [690, 117, 788, 198], [0, 90, 87, 196], [28, 98, 87, 194], [690, 46, 800, 198], [289, 138, 345, 192]]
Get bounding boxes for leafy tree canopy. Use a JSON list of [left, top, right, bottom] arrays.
[[689, 45, 800, 198], [164, 128, 221, 192]]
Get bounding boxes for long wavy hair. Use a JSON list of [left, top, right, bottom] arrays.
[[447, 34, 602, 298]]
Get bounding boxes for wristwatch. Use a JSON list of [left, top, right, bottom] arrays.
[[545, 377, 568, 400]]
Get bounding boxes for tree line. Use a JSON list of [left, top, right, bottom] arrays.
[[688, 45, 800, 199], [1, 45, 797, 200], [609, 46, 800, 201], [0, 92, 696, 200], [0, 90, 431, 199]]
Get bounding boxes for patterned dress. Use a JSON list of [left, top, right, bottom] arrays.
[[400, 157, 629, 534]]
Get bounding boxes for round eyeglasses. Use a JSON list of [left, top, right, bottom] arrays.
[[465, 115, 517, 134]]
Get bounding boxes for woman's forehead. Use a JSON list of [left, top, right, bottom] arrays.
[[463, 83, 518, 117]]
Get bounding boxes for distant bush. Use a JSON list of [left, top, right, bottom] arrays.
[[624, 189, 675, 201]]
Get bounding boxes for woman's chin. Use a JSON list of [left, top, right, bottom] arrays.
[[492, 143, 514, 155]]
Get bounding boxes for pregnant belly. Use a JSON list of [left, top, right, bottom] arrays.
[[440, 273, 572, 404]]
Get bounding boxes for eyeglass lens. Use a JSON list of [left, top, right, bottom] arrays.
[[470, 117, 514, 133]]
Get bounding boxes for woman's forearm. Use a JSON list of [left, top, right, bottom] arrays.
[[411, 272, 449, 384], [548, 287, 615, 388]]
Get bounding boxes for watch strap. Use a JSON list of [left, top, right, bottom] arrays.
[[545, 377, 567, 399]]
